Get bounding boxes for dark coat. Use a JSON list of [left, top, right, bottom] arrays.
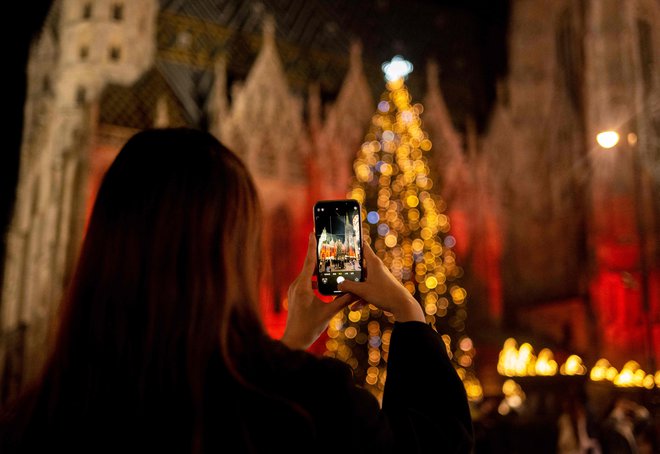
[[1, 321, 473, 453]]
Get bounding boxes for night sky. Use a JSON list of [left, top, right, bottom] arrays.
[[324, 0, 511, 133]]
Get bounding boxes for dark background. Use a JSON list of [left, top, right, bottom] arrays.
[[327, 0, 511, 132], [314, 204, 359, 240]]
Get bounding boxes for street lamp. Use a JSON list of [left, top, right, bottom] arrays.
[[596, 129, 654, 371], [596, 131, 620, 149]]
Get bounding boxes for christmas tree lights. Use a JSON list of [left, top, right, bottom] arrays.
[[324, 57, 481, 402]]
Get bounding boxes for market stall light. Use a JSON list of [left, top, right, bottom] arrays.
[[535, 349, 558, 376], [643, 374, 655, 389], [497, 341, 653, 384], [560, 355, 587, 375], [498, 379, 526, 415], [613, 361, 648, 388]]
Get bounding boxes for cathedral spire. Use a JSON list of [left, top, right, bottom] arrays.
[[424, 58, 462, 159], [262, 14, 276, 48], [349, 40, 363, 71]]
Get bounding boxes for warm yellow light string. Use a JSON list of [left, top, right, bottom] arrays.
[[325, 75, 481, 402]]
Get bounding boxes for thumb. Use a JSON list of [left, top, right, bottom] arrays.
[[337, 278, 369, 300], [330, 292, 359, 312]]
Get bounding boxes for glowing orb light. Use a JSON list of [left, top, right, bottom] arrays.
[[596, 131, 620, 149], [382, 55, 413, 82]]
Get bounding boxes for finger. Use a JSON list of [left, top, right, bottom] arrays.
[[333, 292, 359, 308], [349, 300, 365, 311], [363, 240, 378, 261], [301, 232, 317, 276], [337, 279, 368, 300], [325, 293, 358, 317], [362, 241, 381, 271]]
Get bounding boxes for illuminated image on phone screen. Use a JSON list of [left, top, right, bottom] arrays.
[[314, 201, 363, 294]]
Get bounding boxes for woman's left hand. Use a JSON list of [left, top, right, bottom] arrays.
[[281, 233, 356, 350]]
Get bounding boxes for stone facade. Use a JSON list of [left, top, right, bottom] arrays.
[[0, 4, 376, 401], [582, 0, 660, 367], [482, 0, 660, 367], [1, 0, 158, 401]]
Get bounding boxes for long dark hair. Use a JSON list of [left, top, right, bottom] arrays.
[[2, 128, 266, 450]]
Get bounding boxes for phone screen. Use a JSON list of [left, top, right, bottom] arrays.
[[314, 199, 364, 295]]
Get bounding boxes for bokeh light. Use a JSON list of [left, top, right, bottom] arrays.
[[326, 66, 477, 403]]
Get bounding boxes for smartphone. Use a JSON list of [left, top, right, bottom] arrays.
[[313, 199, 364, 295]]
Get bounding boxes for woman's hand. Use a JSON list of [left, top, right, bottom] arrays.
[[281, 233, 355, 350], [338, 241, 425, 323]]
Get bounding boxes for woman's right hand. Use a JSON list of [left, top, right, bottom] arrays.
[[338, 241, 425, 323]]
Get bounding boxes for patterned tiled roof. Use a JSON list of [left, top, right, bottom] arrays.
[[99, 65, 192, 129]]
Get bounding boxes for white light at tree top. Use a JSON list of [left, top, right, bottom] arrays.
[[382, 55, 413, 81]]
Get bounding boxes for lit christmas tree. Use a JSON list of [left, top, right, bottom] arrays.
[[324, 56, 482, 402]]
